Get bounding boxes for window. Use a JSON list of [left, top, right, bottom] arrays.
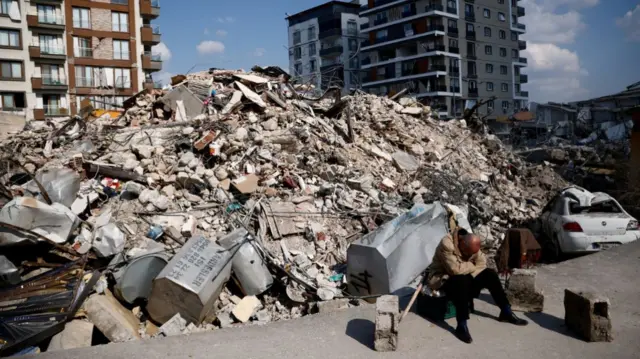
[[37, 5, 58, 24], [467, 61, 476, 75], [499, 47, 506, 57], [72, 7, 91, 29], [487, 100, 494, 111], [501, 83, 508, 92], [348, 38, 357, 51], [515, 84, 521, 93], [498, 12, 506, 22], [308, 26, 316, 41], [347, 20, 357, 36], [449, 38, 458, 48], [499, 30, 506, 39], [1, 93, 14, 108], [1, 93, 25, 109], [309, 59, 316, 72], [511, 31, 517, 41], [404, 23, 413, 35], [113, 40, 129, 60], [403, 4, 411, 13], [485, 45, 492, 55], [484, 27, 491, 37], [74, 37, 91, 57], [0, 28, 20, 48], [500, 65, 507, 74], [483, 8, 490, 18], [112, 12, 128, 32], [41, 64, 63, 85], [0, 0, 11, 15], [465, 4, 474, 16], [376, 29, 388, 40], [502, 101, 509, 110], [75, 65, 95, 87], [486, 82, 494, 91], [294, 47, 301, 60], [115, 68, 131, 88], [349, 56, 358, 69], [294, 63, 302, 76], [0, 60, 22, 79], [469, 80, 477, 90], [451, 78, 460, 90], [448, 19, 457, 30], [467, 41, 476, 56], [377, 67, 386, 76], [466, 23, 474, 33], [486, 64, 493, 73], [293, 31, 300, 45], [512, 49, 518, 58], [449, 57, 460, 70], [447, 0, 457, 11], [308, 42, 316, 56], [375, 11, 387, 24], [512, 14, 517, 24]]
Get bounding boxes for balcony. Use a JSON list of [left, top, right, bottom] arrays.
[[448, 46, 459, 54], [428, 24, 445, 32], [467, 54, 477, 60], [468, 88, 478, 98], [140, 0, 160, 19], [373, 18, 388, 26], [450, 67, 460, 76], [517, 6, 525, 17], [425, 4, 444, 12], [466, 32, 476, 40], [74, 47, 93, 58], [446, 6, 457, 14], [319, 28, 341, 39], [75, 77, 95, 88], [141, 25, 161, 45], [517, 91, 529, 97], [27, 13, 65, 30], [29, 44, 66, 60], [362, 57, 371, 66], [449, 86, 460, 93], [142, 52, 162, 72], [424, 44, 446, 52], [33, 106, 68, 120], [361, 23, 370, 30], [517, 57, 527, 64], [520, 74, 528, 83], [430, 64, 446, 72], [320, 45, 343, 57], [111, 0, 128, 4], [402, 8, 416, 18], [467, 73, 478, 79], [447, 27, 459, 37], [31, 75, 67, 90], [518, 40, 526, 50], [515, 23, 526, 30], [465, 13, 475, 21]]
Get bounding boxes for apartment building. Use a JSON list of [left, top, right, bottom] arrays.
[[286, 1, 363, 95], [0, 0, 161, 121], [359, 0, 528, 120]]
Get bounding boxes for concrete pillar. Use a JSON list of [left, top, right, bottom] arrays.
[[505, 269, 544, 312], [374, 295, 399, 352], [564, 289, 613, 342]]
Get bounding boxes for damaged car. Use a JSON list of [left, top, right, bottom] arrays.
[[540, 186, 640, 257]]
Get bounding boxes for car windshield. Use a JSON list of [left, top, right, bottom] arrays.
[[568, 200, 622, 214]]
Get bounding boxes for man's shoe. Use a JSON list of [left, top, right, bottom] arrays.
[[455, 325, 473, 344], [499, 311, 528, 326]]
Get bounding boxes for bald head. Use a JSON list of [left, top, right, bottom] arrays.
[[459, 233, 481, 258]]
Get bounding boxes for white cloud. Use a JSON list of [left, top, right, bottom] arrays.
[[216, 29, 228, 37], [204, 28, 209, 35], [196, 40, 225, 55], [520, 0, 585, 44], [616, 4, 640, 42], [253, 48, 266, 57], [523, 43, 581, 72], [217, 16, 235, 23], [151, 42, 172, 62], [536, 0, 598, 11]]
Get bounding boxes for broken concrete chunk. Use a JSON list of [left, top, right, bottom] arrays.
[[159, 313, 187, 337], [231, 295, 262, 323], [375, 295, 399, 352], [47, 320, 94, 351], [564, 289, 613, 342], [139, 189, 159, 205], [505, 269, 544, 312], [232, 174, 259, 194], [392, 151, 420, 172], [181, 216, 197, 237], [84, 291, 141, 342], [221, 91, 243, 115], [261, 118, 278, 131], [235, 81, 267, 108], [400, 106, 423, 115]]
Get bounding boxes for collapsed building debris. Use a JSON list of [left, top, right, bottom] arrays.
[[0, 65, 568, 353]]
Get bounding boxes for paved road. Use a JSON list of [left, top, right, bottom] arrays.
[[32, 241, 640, 359]]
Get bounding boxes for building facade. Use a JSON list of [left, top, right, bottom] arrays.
[[286, 1, 363, 95], [358, 0, 528, 119], [0, 0, 161, 121]]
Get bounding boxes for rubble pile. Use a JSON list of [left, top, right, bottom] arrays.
[[0, 66, 566, 353]]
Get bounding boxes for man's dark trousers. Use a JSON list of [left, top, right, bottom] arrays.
[[441, 268, 509, 322]]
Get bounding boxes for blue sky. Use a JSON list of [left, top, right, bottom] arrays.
[[152, 0, 640, 103]]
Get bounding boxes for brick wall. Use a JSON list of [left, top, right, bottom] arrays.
[[91, 8, 112, 31], [93, 37, 113, 59]]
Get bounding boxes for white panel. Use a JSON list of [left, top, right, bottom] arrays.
[[60, 96, 67, 108], [36, 95, 44, 109], [105, 68, 114, 87]]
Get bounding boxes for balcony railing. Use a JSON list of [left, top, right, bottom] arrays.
[[361, 23, 370, 30], [362, 57, 371, 65], [427, 24, 445, 32], [516, 23, 526, 30], [447, 27, 459, 37], [430, 64, 446, 72], [468, 88, 478, 97], [450, 67, 460, 75], [518, 40, 527, 50], [74, 47, 92, 58], [320, 45, 343, 56], [518, 91, 529, 97], [425, 4, 444, 12], [467, 73, 478, 79], [402, 8, 416, 18], [73, 20, 91, 29], [151, 0, 160, 7], [517, 57, 528, 64], [113, 51, 130, 60], [115, 76, 131, 89], [465, 13, 475, 21], [520, 74, 528, 83], [111, 0, 128, 5], [425, 44, 446, 52], [34, 44, 65, 55], [145, 52, 162, 62], [44, 105, 65, 116], [76, 77, 95, 87], [450, 86, 460, 93], [448, 46, 460, 54], [446, 6, 457, 14], [31, 13, 64, 25], [517, 6, 525, 17], [466, 32, 476, 40], [373, 18, 388, 26], [42, 74, 67, 85]]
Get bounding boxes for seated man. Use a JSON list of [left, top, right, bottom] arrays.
[[427, 228, 528, 344]]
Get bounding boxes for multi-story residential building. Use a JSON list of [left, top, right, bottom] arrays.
[[0, 0, 161, 121], [358, 0, 528, 120], [286, 1, 363, 95]]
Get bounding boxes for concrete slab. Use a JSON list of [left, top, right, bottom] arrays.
[[32, 242, 640, 359]]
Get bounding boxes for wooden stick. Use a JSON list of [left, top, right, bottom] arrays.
[[400, 282, 423, 323]]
